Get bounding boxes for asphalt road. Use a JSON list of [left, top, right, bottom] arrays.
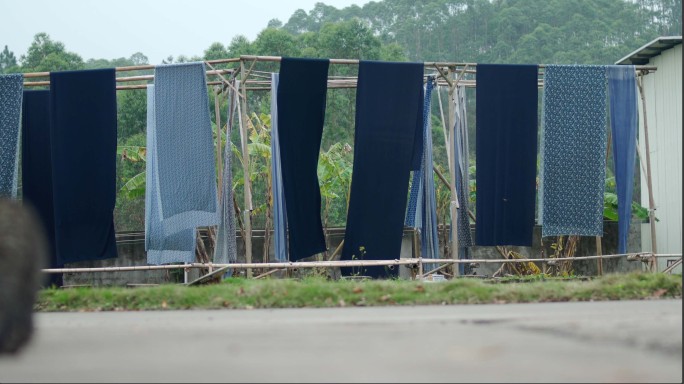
[[0, 299, 681, 383]]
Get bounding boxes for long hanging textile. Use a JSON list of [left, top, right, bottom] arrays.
[[540, 65, 607, 237], [404, 164, 423, 228], [608, 65, 638, 254], [342, 61, 424, 278], [153, 62, 219, 238], [145, 85, 196, 265], [49, 69, 118, 263], [475, 64, 539, 246], [21, 90, 62, 287], [404, 79, 438, 258], [276, 58, 329, 261], [270, 73, 288, 262], [454, 85, 473, 249], [0, 74, 23, 198], [420, 79, 439, 259], [213, 84, 239, 266]]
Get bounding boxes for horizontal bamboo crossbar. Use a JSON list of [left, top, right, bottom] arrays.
[[40, 252, 680, 274]]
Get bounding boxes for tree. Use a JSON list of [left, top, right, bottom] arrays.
[[317, 19, 381, 60], [227, 35, 255, 57], [0, 45, 17, 73], [129, 52, 149, 65], [254, 28, 300, 58], [204, 42, 229, 61], [267, 18, 283, 29], [20, 33, 83, 72]]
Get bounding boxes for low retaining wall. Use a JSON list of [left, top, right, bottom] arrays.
[[63, 220, 642, 286]]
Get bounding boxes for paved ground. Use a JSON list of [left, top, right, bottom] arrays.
[[0, 299, 681, 383]]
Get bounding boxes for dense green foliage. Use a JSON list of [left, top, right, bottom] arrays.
[[2, 0, 680, 233]]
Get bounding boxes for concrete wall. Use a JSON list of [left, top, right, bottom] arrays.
[[63, 219, 641, 286]]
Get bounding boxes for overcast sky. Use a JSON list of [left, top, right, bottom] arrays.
[[1, 0, 371, 65]]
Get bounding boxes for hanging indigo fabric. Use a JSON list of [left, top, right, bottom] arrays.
[[277, 58, 329, 261], [342, 61, 424, 278], [213, 83, 239, 267], [145, 85, 196, 265], [476, 64, 539, 246], [22, 90, 62, 287], [454, 85, 473, 249], [608, 65, 638, 254], [540, 65, 607, 237], [404, 78, 438, 258], [49, 69, 118, 263], [0, 74, 23, 198], [270, 73, 288, 262], [420, 78, 439, 259], [153, 62, 219, 236]]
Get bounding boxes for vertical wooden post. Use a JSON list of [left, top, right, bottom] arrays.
[[214, 87, 223, 199], [596, 236, 603, 276], [239, 60, 254, 278], [447, 67, 460, 277], [636, 74, 658, 272]]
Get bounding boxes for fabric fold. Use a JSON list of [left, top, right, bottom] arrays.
[[270, 73, 288, 262], [22, 90, 62, 286], [454, 85, 473, 249], [540, 65, 608, 237], [608, 65, 638, 254], [276, 57, 329, 261], [475, 64, 539, 246], [145, 85, 196, 265], [342, 60, 424, 278], [0, 73, 23, 198], [49, 69, 118, 263], [420, 79, 439, 259], [153, 62, 219, 237], [212, 83, 239, 266]]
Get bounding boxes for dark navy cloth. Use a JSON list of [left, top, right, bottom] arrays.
[[608, 65, 638, 254], [277, 57, 330, 261], [475, 64, 538, 246], [49, 69, 118, 263], [21, 90, 62, 287], [342, 60, 424, 278]]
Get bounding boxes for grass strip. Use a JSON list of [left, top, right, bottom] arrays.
[[36, 272, 681, 312]]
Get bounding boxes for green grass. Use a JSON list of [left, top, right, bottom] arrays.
[[36, 272, 682, 312]]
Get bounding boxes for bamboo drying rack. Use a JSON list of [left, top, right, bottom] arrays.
[[18, 56, 662, 279]]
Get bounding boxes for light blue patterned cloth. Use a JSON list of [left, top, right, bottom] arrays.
[[270, 73, 288, 262], [454, 85, 473, 248], [608, 65, 638, 254], [153, 62, 219, 236], [540, 65, 607, 237], [0, 74, 23, 198], [405, 79, 439, 259], [213, 83, 239, 266], [145, 85, 196, 265], [420, 78, 439, 259]]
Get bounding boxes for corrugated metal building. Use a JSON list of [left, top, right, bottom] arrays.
[[617, 36, 682, 273]]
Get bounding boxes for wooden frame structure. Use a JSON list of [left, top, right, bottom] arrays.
[[20, 56, 663, 279]]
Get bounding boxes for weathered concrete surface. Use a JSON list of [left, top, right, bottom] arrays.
[[0, 300, 680, 383]]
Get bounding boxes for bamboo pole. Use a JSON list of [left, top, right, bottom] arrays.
[[661, 258, 682, 274], [41, 252, 675, 274], [436, 86, 450, 163], [21, 58, 241, 79], [239, 60, 254, 278], [327, 239, 345, 261], [636, 74, 658, 272], [446, 67, 460, 276]]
